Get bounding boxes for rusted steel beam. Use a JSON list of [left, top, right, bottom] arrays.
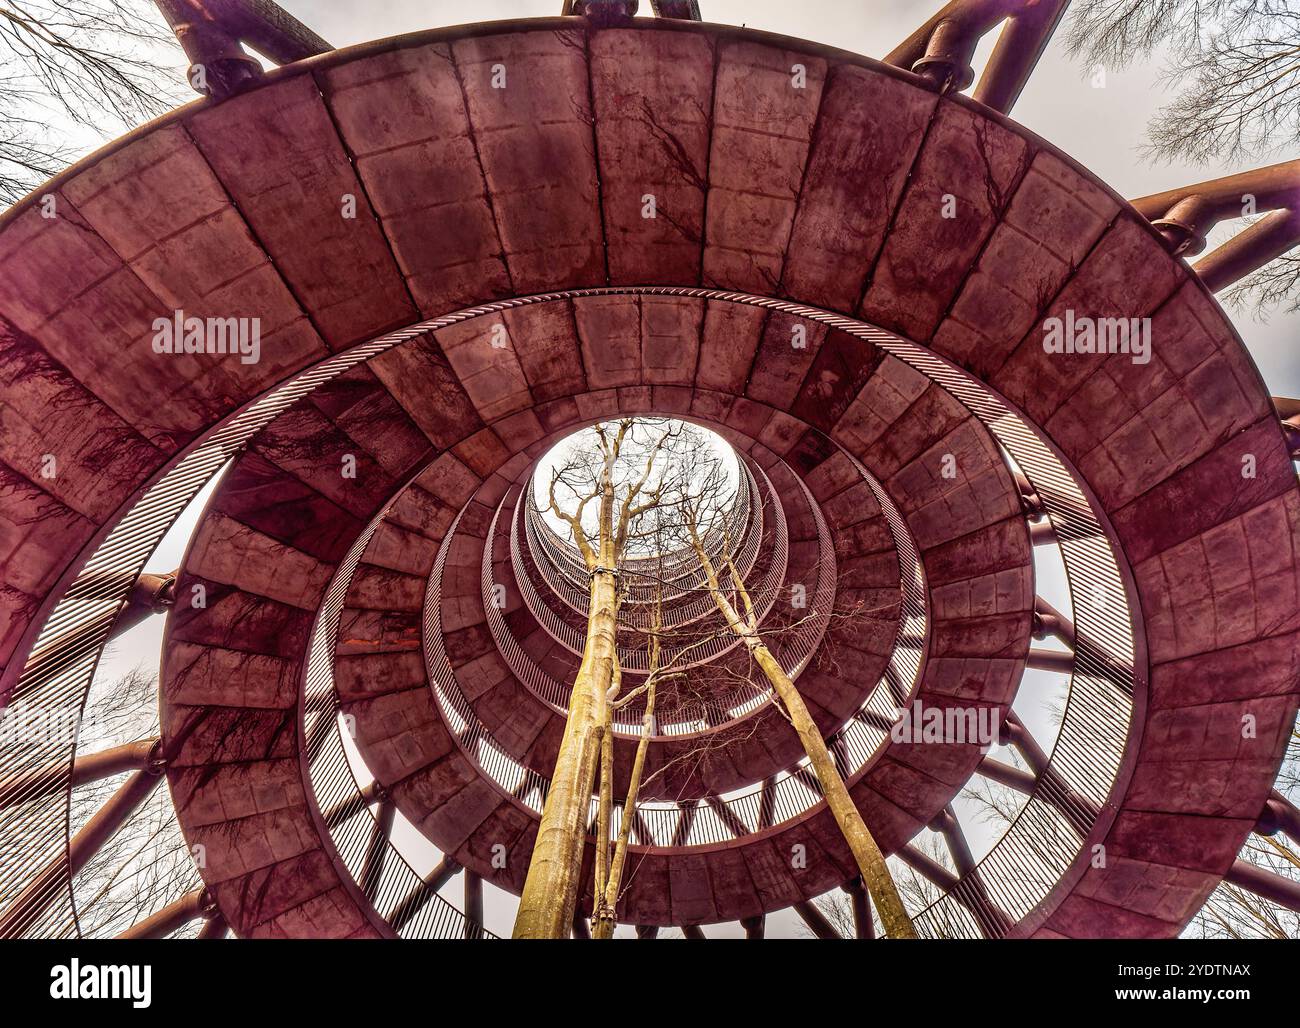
[[0, 766, 164, 937], [792, 766, 823, 798], [385, 855, 461, 932], [1029, 518, 1056, 545], [1001, 713, 1098, 835], [217, 0, 332, 63], [155, 0, 261, 96], [844, 877, 874, 939], [1130, 160, 1300, 276], [887, 1, 1002, 79], [0, 737, 159, 811], [705, 794, 750, 839], [464, 871, 485, 940], [1273, 398, 1300, 459], [196, 913, 229, 939], [1026, 648, 1074, 674], [630, 808, 655, 846], [1030, 610, 1134, 697], [320, 778, 383, 830], [1033, 597, 1076, 649], [651, 0, 701, 17], [793, 899, 840, 939], [931, 806, 1011, 937], [853, 708, 896, 733], [1196, 207, 1300, 293], [357, 798, 395, 900], [1130, 160, 1300, 223], [1225, 859, 1300, 913], [1274, 397, 1300, 420], [670, 800, 699, 847], [563, 0, 639, 22], [1012, 468, 1045, 516], [154, 0, 332, 98], [886, 0, 1068, 113], [830, 734, 851, 780], [977, 755, 1038, 794], [111, 572, 177, 638], [1002, 712, 1048, 776], [1258, 792, 1300, 847], [898, 844, 960, 893], [972, 0, 1070, 113], [117, 888, 215, 940]]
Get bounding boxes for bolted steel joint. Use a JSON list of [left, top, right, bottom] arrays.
[[911, 19, 977, 94], [1151, 195, 1215, 257], [156, 1, 262, 100], [571, 0, 640, 26], [145, 739, 168, 776]]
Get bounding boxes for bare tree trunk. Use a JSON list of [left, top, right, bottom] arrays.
[[593, 662, 617, 912], [691, 537, 918, 939], [513, 419, 680, 937], [594, 617, 660, 939], [512, 567, 618, 938]]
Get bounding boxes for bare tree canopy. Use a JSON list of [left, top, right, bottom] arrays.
[[0, 0, 180, 202], [1067, 1, 1300, 163], [1066, 1, 1300, 312]]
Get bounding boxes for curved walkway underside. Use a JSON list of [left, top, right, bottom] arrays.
[[0, 18, 1296, 939]]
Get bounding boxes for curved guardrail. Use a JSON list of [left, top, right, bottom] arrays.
[[0, 285, 1134, 940]]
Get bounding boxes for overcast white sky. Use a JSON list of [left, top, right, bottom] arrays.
[[51, 1, 1300, 939]]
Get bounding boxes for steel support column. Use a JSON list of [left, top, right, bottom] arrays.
[[464, 871, 484, 940], [793, 899, 840, 939], [0, 764, 164, 937], [886, 0, 1069, 113], [0, 737, 159, 811], [117, 888, 216, 940], [1131, 160, 1300, 287], [845, 877, 874, 939], [1225, 859, 1300, 914], [385, 855, 461, 932]]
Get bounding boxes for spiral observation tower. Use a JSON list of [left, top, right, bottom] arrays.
[[1, 0, 1299, 941]]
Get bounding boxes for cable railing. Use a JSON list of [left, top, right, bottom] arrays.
[[0, 283, 1139, 941], [300, 476, 496, 939]]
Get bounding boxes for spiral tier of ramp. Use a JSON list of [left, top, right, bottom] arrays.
[[1, 6, 1297, 940]]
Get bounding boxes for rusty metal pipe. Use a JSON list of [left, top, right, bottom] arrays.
[[793, 899, 840, 939], [0, 737, 159, 811], [1195, 206, 1300, 294], [464, 871, 484, 940], [844, 877, 874, 939], [1130, 159, 1300, 221], [972, 0, 1070, 113], [0, 767, 163, 937], [117, 888, 213, 940], [1225, 859, 1300, 913]]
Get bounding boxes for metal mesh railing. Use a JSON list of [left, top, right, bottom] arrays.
[[302, 492, 496, 939], [1, 284, 1137, 940]]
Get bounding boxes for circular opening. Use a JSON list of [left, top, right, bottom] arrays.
[[530, 418, 742, 562]]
